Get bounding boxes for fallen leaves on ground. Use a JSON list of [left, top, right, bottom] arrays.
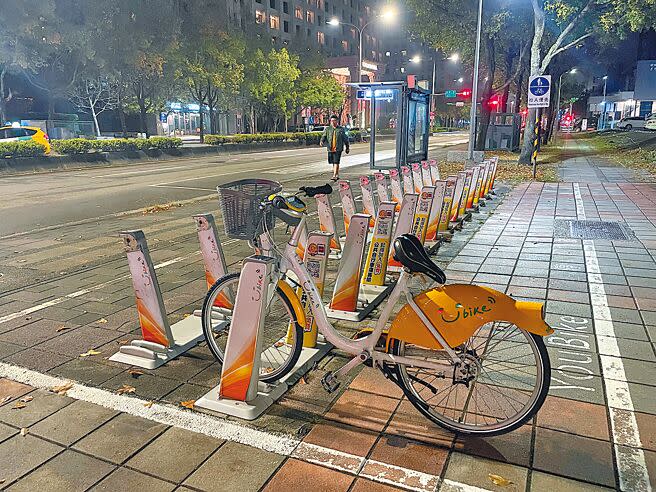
[[11, 402, 26, 410], [20, 396, 33, 403], [0, 396, 12, 405], [56, 325, 71, 332], [143, 401, 154, 408], [80, 349, 102, 358], [180, 400, 195, 410], [143, 202, 182, 215], [117, 384, 136, 395], [128, 369, 144, 378], [97, 318, 108, 324], [51, 382, 74, 395], [489, 474, 513, 487], [20, 428, 29, 437], [273, 341, 285, 348]]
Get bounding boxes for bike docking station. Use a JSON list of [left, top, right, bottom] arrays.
[[110, 230, 204, 369], [195, 233, 333, 420], [424, 179, 448, 254], [411, 162, 424, 194], [388, 169, 404, 209], [315, 190, 342, 259]]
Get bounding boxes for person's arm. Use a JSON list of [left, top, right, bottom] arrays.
[[319, 128, 327, 147], [343, 129, 350, 153]]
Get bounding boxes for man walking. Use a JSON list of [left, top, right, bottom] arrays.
[[320, 115, 350, 181]]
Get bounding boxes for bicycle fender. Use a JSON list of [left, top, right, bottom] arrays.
[[386, 284, 554, 351], [277, 279, 306, 328]]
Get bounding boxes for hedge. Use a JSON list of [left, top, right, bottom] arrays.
[[52, 137, 182, 154], [0, 140, 47, 158], [204, 130, 362, 146]]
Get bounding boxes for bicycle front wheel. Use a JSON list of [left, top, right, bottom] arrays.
[[201, 273, 303, 383], [390, 321, 550, 436]]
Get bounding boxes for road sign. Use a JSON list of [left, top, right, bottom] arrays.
[[528, 75, 551, 108], [445, 90, 457, 98]]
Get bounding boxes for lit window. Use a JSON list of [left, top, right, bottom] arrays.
[[255, 10, 266, 23], [295, 6, 303, 18], [270, 15, 280, 29], [341, 40, 348, 52], [306, 10, 315, 23], [317, 31, 325, 44]]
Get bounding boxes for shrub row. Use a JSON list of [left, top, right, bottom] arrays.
[[0, 140, 47, 158], [51, 137, 182, 154], [205, 130, 362, 146]]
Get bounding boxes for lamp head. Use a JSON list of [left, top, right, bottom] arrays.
[[410, 55, 421, 64], [327, 17, 340, 26], [602, 75, 608, 80], [447, 53, 459, 62], [379, 7, 396, 22]]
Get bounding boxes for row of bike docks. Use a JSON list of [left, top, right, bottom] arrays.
[[110, 156, 500, 419]]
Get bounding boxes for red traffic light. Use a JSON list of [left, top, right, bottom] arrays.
[[458, 89, 472, 97]]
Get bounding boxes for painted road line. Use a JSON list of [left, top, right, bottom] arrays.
[[0, 252, 198, 326], [573, 182, 652, 492], [149, 185, 216, 191], [0, 361, 468, 492]]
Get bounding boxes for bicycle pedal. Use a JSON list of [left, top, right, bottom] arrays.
[[320, 372, 341, 393]]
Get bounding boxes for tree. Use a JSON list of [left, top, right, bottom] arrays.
[[68, 77, 118, 136], [518, 0, 656, 163], [296, 70, 346, 120]]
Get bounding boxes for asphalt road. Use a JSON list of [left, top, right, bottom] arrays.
[[0, 133, 468, 237]]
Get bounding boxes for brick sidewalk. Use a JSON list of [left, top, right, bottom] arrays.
[[1, 145, 655, 491]]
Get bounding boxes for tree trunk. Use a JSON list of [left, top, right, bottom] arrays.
[[199, 110, 205, 143], [0, 66, 8, 124], [89, 96, 101, 137], [519, 0, 546, 164], [139, 100, 149, 138]]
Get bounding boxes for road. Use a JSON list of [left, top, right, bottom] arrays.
[[0, 132, 467, 237]]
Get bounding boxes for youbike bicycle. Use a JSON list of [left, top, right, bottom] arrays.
[[202, 179, 553, 435]]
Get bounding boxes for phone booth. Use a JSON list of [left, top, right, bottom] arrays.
[[348, 81, 431, 170]]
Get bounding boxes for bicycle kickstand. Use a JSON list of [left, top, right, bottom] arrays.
[[320, 351, 370, 393]]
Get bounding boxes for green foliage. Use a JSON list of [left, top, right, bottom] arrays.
[[51, 138, 94, 154], [205, 132, 324, 145], [0, 140, 47, 158], [52, 137, 182, 154], [296, 71, 346, 116]]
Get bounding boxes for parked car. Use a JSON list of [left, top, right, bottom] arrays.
[[645, 117, 656, 131], [616, 116, 648, 130], [0, 125, 51, 153]]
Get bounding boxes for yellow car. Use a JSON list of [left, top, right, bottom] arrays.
[[0, 125, 51, 153]]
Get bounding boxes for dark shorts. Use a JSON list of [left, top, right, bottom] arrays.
[[328, 151, 342, 164]]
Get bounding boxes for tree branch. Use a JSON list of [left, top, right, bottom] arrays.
[[548, 32, 593, 59], [493, 41, 529, 92], [541, 0, 595, 72]]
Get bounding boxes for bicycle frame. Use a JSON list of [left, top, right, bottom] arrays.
[[266, 213, 460, 373]]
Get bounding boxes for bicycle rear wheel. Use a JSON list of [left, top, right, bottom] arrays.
[[390, 321, 550, 436], [201, 272, 303, 383]]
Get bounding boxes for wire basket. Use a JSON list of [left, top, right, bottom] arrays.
[[217, 179, 282, 240]]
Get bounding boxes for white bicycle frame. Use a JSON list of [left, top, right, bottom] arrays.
[[262, 209, 461, 375]]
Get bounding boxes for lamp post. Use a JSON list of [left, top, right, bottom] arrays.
[[600, 75, 608, 130], [553, 68, 577, 142], [328, 9, 395, 127], [466, 0, 484, 165]]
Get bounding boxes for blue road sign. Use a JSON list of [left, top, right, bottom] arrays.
[[529, 77, 550, 96], [528, 75, 551, 108]]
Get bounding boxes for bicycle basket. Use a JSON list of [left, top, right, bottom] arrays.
[[217, 179, 282, 240]]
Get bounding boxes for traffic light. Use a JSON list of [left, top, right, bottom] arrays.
[[458, 89, 472, 98]]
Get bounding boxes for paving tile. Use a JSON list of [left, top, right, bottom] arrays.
[[635, 411, 656, 452], [0, 389, 73, 428], [0, 378, 32, 407], [385, 400, 454, 448], [0, 434, 63, 486], [533, 427, 615, 487], [530, 470, 614, 490], [101, 372, 182, 400], [368, 434, 448, 475], [92, 467, 175, 492], [454, 424, 533, 467], [0, 341, 24, 359], [49, 358, 124, 386], [0, 420, 18, 442], [536, 396, 609, 441], [6, 449, 115, 491], [303, 422, 377, 457], [325, 389, 398, 433], [34, 325, 121, 357], [185, 441, 284, 492], [30, 399, 118, 446], [2, 347, 71, 372], [261, 458, 353, 492], [348, 367, 404, 399], [443, 452, 528, 492], [350, 479, 404, 491], [127, 426, 223, 483], [73, 413, 166, 464]]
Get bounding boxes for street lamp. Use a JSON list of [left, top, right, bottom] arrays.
[[412, 52, 459, 113], [600, 75, 608, 130], [466, 0, 484, 164], [554, 68, 577, 141], [457, 77, 464, 83], [327, 7, 396, 126], [409, 55, 422, 64]]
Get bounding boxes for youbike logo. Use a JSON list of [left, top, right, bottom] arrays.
[[439, 297, 496, 323], [251, 269, 264, 301]]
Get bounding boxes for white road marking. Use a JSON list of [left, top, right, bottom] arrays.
[[0, 361, 461, 492], [150, 185, 216, 191], [84, 165, 190, 178], [573, 182, 651, 492], [0, 252, 198, 326]]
